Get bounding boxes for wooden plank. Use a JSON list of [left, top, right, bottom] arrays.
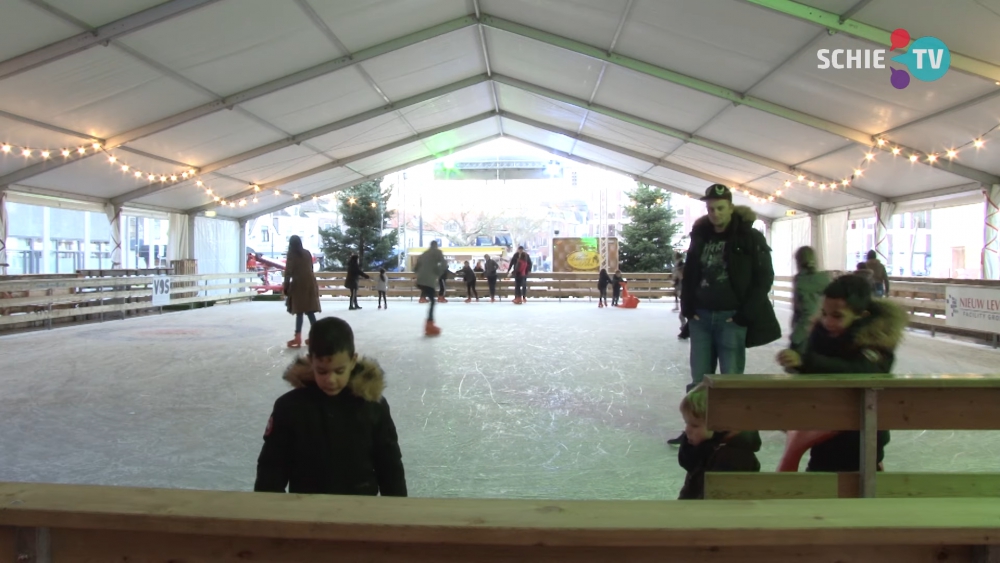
[[705, 473, 1000, 500], [0, 526, 14, 563], [9, 483, 1000, 548], [706, 374, 1000, 389], [860, 388, 878, 498], [704, 473, 842, 500], [0, 291, 255, 327], [707, 387, 861, 431], [879, 388, 1000, 430], [47, 529, 970, 563]]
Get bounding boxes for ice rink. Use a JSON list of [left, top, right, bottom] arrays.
[[2, 297, 998, 500]]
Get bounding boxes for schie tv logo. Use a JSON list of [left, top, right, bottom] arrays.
[[817, 28, 951, 89]]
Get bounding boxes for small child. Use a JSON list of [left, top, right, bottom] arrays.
[[597, 268, 612, 308], [611, 269, 625, 306], [254, 317, 407, 496], [776, 274, 905, 472], [790, 246, 830, 354], [376, 268, 388, 310], [677, 384, 761, 500], [461, 260, 479, 303]]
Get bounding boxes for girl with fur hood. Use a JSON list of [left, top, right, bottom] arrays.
[[776, 274, 906, 472], [254, 317, 406, 496]]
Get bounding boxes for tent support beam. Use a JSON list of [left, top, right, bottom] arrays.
[[493, 75, 871, 204], [0, 15, 477, 189], [481, 14, 874, 146], [508, 135, 782, 220], [238, 135, 502, 221], [500, 112, 819, 214], [741, 0, 1000, 82], [482, 15, 999, 187], [0, 0, 224, 81], [186, 111, 499, 214], [111, 75, 489, 205]]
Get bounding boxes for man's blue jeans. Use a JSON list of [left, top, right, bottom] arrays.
[[688, 309, 747, 392]]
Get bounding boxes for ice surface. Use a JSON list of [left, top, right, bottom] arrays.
[[1, 296, 999, 500]]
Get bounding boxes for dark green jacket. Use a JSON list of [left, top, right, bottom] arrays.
[[681, 205, 781, 348], [254, 357, 406, 497], [791, 271, 831, 352]]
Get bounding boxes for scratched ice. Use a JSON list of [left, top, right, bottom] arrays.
[[1, 297, 998, 499]]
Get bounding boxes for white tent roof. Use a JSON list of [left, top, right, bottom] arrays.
[[1, 0, 998, 221]]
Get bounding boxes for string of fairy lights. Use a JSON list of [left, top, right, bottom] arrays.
[[2, 120, 999, 210]]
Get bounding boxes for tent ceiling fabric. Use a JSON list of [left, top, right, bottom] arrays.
[[0, 0, 998, 221]]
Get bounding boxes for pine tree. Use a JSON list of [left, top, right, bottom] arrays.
[[318, 179, 399, 271], [618, 183, 682, 272]]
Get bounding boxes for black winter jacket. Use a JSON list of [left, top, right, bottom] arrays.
[[345, 261, 370, 289], [598, 271, 612, 291], [678, 431, 761, 499], [681, 205, 781, 348], [507, 253, 532, 277], [793, 299, 907, 472], [461, 265, 477, 283], [254, 357, 407, 496]]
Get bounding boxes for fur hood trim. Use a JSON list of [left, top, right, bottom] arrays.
[[854, 299, 908, 350], [692, 205, 757, 235], [282, 356, 386, 402]]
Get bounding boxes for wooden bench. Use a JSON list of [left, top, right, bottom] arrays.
[[703, 373, 1000, 500], [2, 482, 999, 562]]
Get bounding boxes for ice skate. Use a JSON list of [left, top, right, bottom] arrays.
[[286, 333, 302, 348], [424, 320, 441, 336]]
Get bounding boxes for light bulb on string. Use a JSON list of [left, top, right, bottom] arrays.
[[784, 180, 791, 188], [854, 169, 863, 177], [1, 144, 10, 153], [768, 196, 775, 202], [947, 149, 957, 159], [134, 171, 142, 178], [41, 151, 50, 159], [892, 147, 901, 155], [159, 175, 167, 182], [974, 139, 985, 148], [927, 154, 938, 163], [909, 154, 919, 162], [797, 175, 805, 182], [819, 183, 826, 190], [181, 172, 188, 179], [21, 149, 30, 157], [213, 196, 220, 202], [148, 174, 155, 181], [807, 181, 815, 187], [876, 139, 886, 146], [196, 180, 203, 187], [108, 156, 116, 163], [61, 149, 70, 157], [274, 190, 280, 195], [121, 165, 128, 172], [842, 179, 850, 186], [252, 196, 259, 203], [77, 147, 86, 154], [865, 153, 875, 161], [170, 175, 177, 182], [91, 143, 101, 150]]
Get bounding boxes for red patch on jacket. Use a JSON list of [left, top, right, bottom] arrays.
[[264, 416, 274, 437]]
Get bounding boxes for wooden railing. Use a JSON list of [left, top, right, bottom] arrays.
[[0, 273, 256, 331], [1, 482, 999, 562], [311, 272, 677, 301], [772, 274, 1000, 345], [703, 373, 1000, 500]]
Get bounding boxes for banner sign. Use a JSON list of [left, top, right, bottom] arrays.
[[945, 285, 1000, 333], [152, 276, 171, 306]]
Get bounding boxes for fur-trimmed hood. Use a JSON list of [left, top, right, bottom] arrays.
[[692, 205, 757, 236], [282, 356, 386, 402], [852, 299, 908, 350]]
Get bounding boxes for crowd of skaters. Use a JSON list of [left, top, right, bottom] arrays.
[[270, 183, 905, 500]]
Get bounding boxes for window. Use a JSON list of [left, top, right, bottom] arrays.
[[261, 227, 270, 242], [571, 171, 578, 186]]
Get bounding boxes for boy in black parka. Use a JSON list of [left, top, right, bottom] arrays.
[[677, 384, 761, 499], [776, 274, 905, 472], [254, 317, 407, 496]]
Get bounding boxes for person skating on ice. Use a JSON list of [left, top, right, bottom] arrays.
[[506, 246, 532, 305], [414, 241, 447, 336], [597, 268, 612, 308], [282, 235, 321, 349], [611, 269, 625, 306], [376, 268, 389, 310], [345, 254, 369, 310], [484, 254, 500, 302], [461, 260, 479, 303]]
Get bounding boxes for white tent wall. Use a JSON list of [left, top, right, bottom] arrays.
[[985, 184, 1000, 280], [816, 211, 849, 272], [194, 216, 239, 293], [769, 216, 812, 277], [874, 202, 896, 265], [167, 213, 191, 261], [104, 204, 123, 269]]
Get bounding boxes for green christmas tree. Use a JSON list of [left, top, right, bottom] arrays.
[[618, 183, 682, 272], [318, 178, 399, 271]]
